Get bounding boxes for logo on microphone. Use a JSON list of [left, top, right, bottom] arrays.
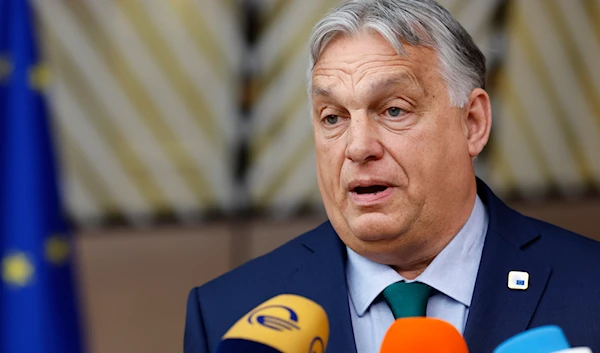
[[308, 336, 325, 353], [247, 305, 300, 331]]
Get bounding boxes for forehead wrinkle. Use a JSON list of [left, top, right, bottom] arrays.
[[311, 70, 424, 105], [311, 68, 350, 99], [349, 64, 425, 102], [312, 86, 330, 97], [343, 53, 400, 86], [367, 71, 424, 97], [314, 51, 397, 77], [312, 48, 433, 103], [313, 58, 402, 93]]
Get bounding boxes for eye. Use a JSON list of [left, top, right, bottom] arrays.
[[325, 115, 339, 125], [386, 107, 404, 117]]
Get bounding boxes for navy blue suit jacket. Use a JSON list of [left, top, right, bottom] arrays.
[[185, 180, 600, 352]]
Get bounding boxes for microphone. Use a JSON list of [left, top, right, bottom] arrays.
[[493, 325, 574, 353], [379, 317, 469, 353], [553, 349, 593, 353], [215, 294, 329, 353]]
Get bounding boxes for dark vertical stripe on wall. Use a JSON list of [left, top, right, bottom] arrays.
[[231, 0, 261, 268], [482, 0, 510, 167]]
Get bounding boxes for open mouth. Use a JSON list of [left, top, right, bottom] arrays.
[[353, 185, 389, 194]]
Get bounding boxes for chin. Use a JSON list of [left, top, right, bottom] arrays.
[[347, 213, 406, 242]]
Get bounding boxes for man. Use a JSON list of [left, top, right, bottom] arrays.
[[184, 1, 600, 352]]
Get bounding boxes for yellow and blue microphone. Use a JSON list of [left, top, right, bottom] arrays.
[[215, 294, 329, 353]]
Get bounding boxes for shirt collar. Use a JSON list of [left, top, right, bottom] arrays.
[[346, 195, 489, 317]]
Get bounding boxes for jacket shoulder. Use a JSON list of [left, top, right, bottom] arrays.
[[198, 221, 329, 296], [527, 216, 600, 264]]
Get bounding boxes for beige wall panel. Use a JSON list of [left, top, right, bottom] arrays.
[[76, 224, 232, 353]]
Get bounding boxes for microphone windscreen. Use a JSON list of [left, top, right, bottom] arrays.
[[379, 317, 469, 353], [493, 326, 570, 353], [216, 294, 329, 353]]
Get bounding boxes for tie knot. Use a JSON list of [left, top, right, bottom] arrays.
[[382, 281, 431, 319]]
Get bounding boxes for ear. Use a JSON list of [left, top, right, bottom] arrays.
[[463, 88, 492, 158]]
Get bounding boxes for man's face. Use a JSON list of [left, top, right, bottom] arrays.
[[311, 33, 481, 265]]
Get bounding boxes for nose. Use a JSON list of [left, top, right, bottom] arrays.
[[345, 112, 384, 163]]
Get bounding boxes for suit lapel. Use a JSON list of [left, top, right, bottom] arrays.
[[284, 222, 357, 353], [465, 181, 552, 352]]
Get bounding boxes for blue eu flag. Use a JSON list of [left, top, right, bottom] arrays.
[[0, 1, 85, 352]]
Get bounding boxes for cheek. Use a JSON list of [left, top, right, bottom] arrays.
[[384, 118, 461, 176], [414, 117, 470, 186], [315, 139, 349, 207], [315, 140, 342, 188]]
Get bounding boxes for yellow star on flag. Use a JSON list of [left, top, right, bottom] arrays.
[[45, 235, 71, 266], [0, 54, 12, 83], [2, 252, 35, 287], [29, 62, 51, 90]]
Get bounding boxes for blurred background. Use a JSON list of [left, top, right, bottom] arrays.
[[2, 0, 599, 352]]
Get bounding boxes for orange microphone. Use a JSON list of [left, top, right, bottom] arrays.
[[380, 317, 469, 353]]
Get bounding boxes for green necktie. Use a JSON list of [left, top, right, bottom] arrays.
[[382, 281, 431, 319]]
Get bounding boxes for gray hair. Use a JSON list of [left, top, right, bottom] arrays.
[[307, 0, 486, 107]]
